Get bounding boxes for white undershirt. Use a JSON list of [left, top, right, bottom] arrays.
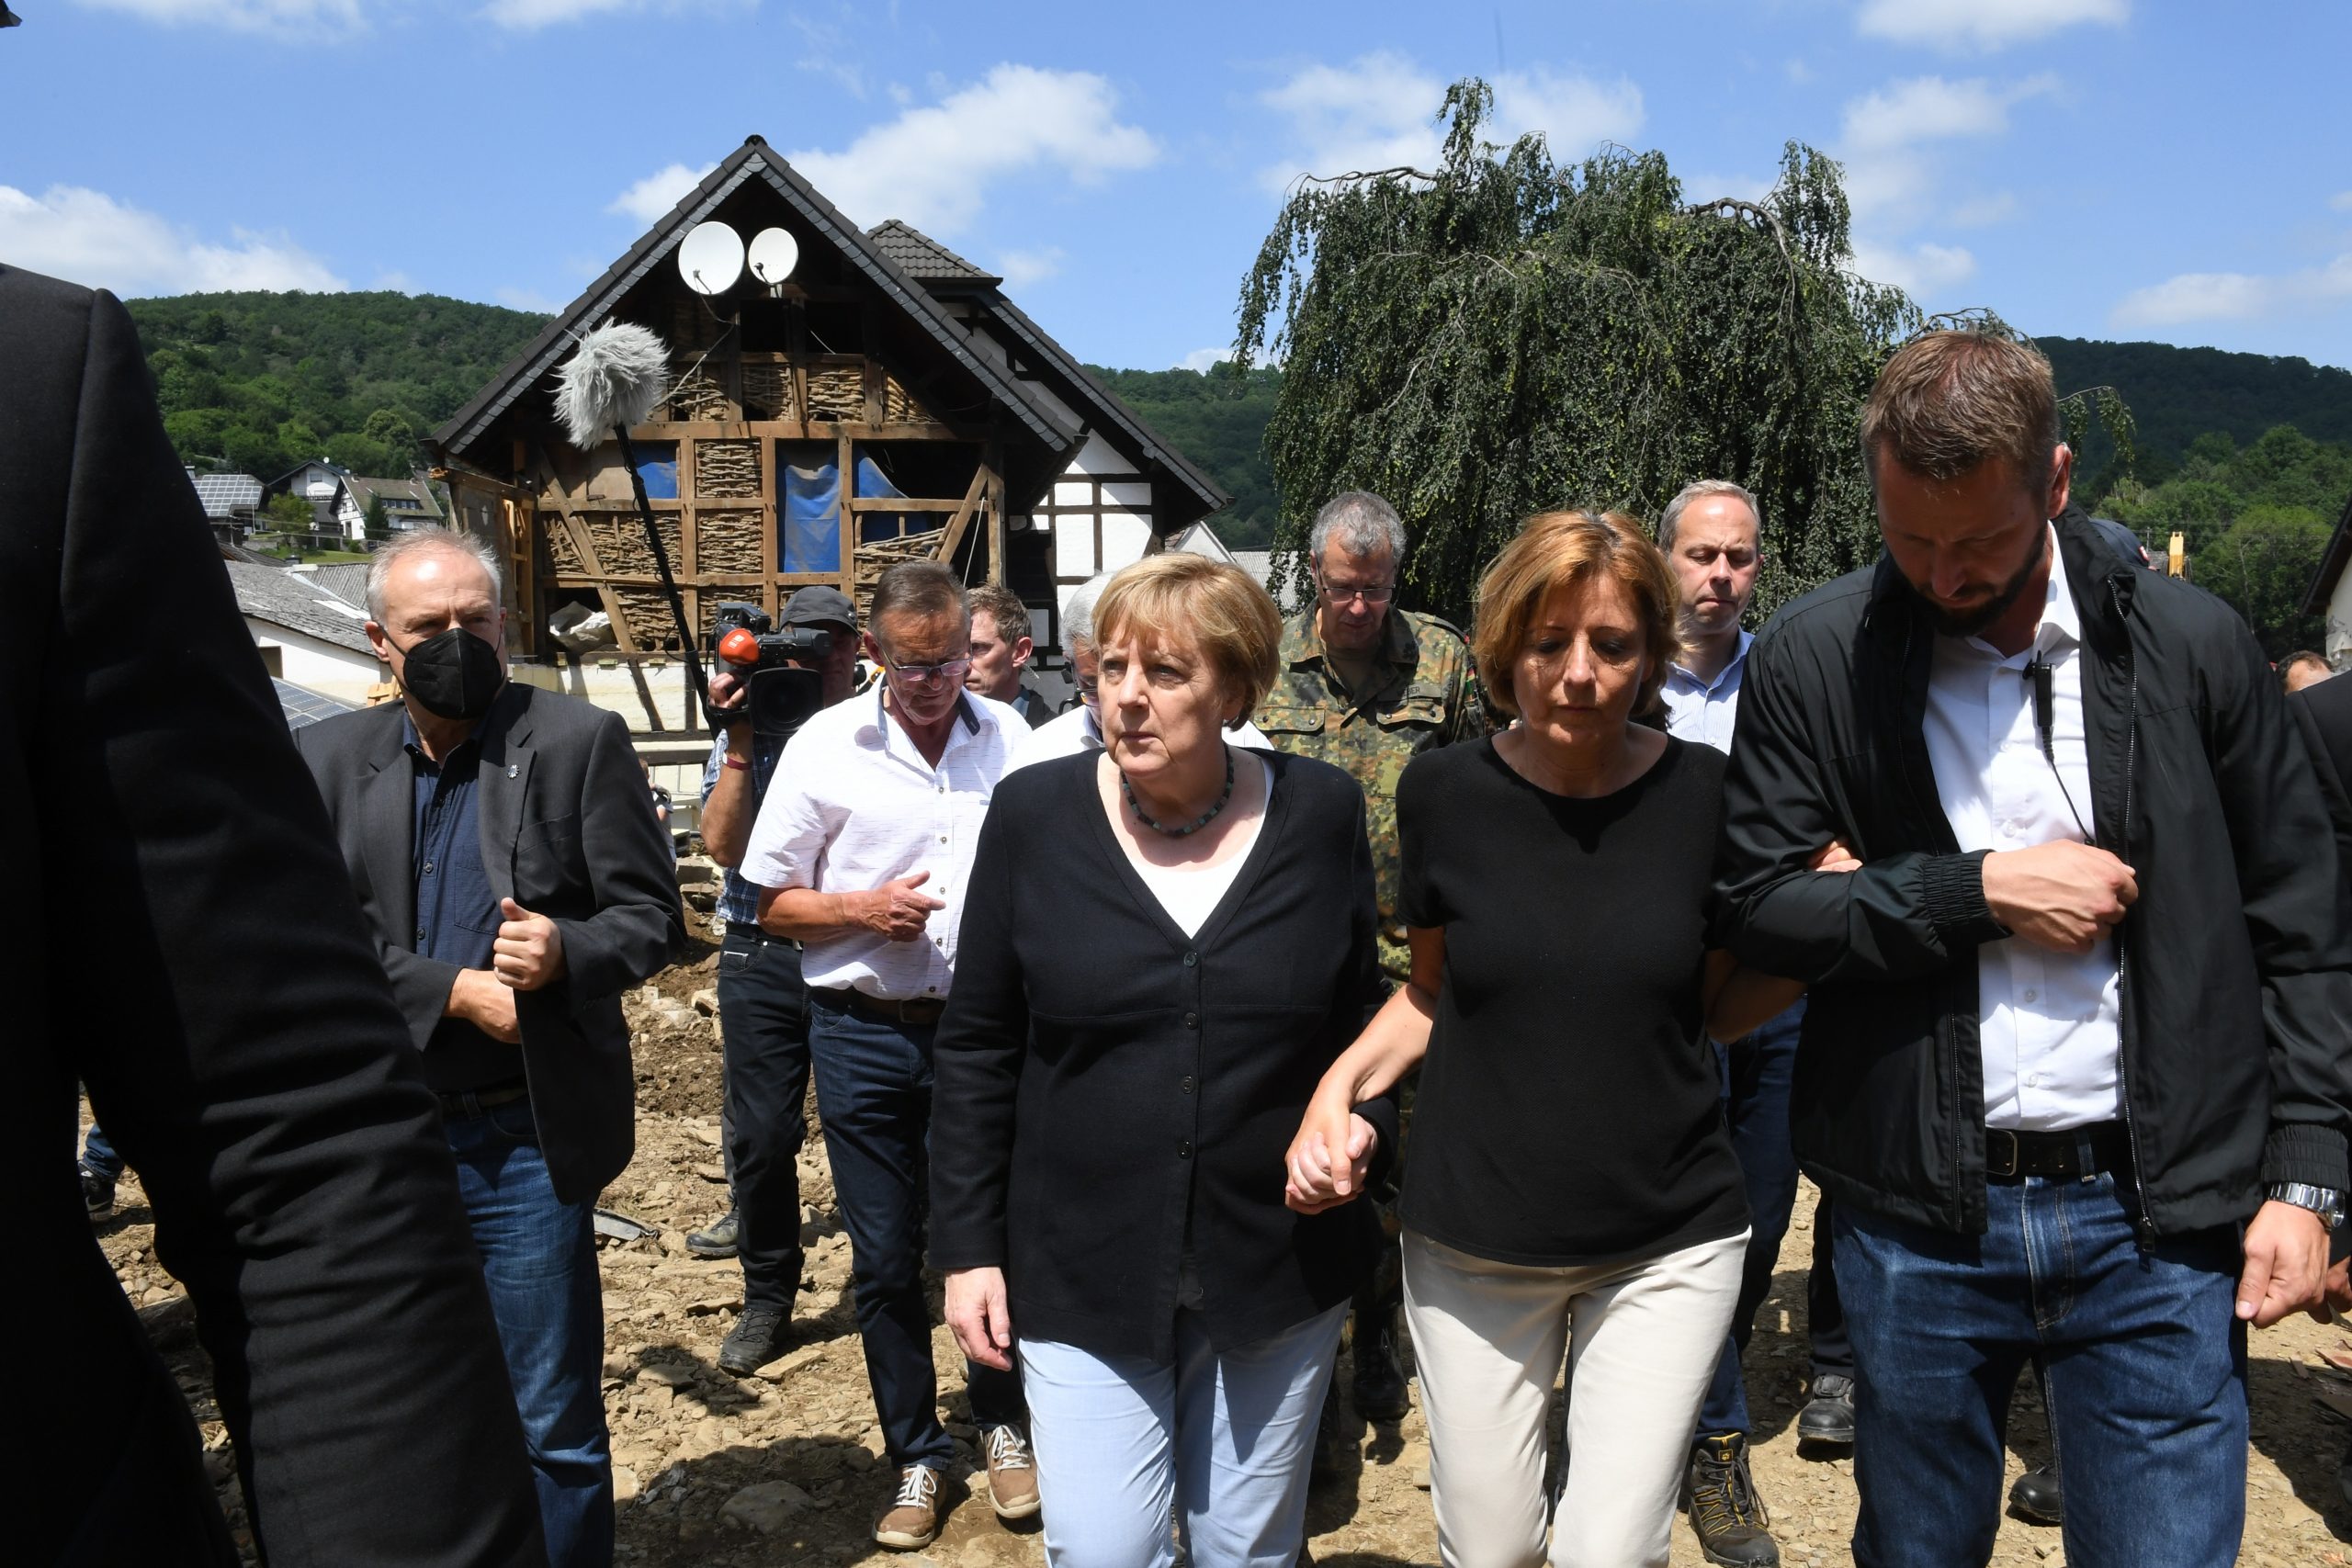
[[1920, 525, 2124, 1131], [1123, 753, 1272, 937]]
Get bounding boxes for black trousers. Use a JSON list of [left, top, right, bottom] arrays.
[[718, 927, 811, 1313]]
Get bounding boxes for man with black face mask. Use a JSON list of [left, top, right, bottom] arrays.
[[294, 525, 684, 1568]]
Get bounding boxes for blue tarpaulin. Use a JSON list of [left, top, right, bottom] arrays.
[[780, 454, 918, 571]]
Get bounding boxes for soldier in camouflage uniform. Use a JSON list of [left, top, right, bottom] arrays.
[[1257, 491, 1487, 1455]]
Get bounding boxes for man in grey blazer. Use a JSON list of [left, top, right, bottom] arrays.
[[296, 526, 683, 1568]]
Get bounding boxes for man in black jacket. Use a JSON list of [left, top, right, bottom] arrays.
[[5, 265, 547, 1563], [297, 527, 684, 1566], [1715, 330, 2350, 1568]]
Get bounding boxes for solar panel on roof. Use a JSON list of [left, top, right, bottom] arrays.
[[272, 679, 358, 730]]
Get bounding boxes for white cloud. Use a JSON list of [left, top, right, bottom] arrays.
[[2111, 252, 2352, 328], [1858, 0, 2127, 53], [1841, 74, 2053, 153], [995, 247, 1064, 290], [1177, 346, 1231, 374], [480, 0, 746, 29], [0, 184, 345, 296], [788, 9, 867, 97], [607, 162, 716, 225], [1849, 239, 1978, 296], [73, 0, 364, 35], [785, 64, 1159, 235], [1947, 191, 2019, 227], [2332, 190, 2352, 213], [1258, 51, 1643, 193]]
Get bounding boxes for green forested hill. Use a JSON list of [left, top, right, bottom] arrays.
[[2037, 336, 2352, 481], [127, 291, 548, 481], [126, 288, 2349, 558], [1086, 362, 1283, 547]]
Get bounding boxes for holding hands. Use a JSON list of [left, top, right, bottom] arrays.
[[1283, 1100, 1380, 1215]]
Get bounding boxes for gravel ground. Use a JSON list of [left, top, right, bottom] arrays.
[[95, 945, 2352, 1566]]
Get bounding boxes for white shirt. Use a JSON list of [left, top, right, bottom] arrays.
[[1921, 526, 2123, 1132], [1125, 753, 1274, 937], [740, 685, 1018, 999], [1003, 703, 1272, 774], [1660, 630, 1753, 754]]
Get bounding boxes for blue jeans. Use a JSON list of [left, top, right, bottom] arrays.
[[1834, 1171, 2246, 1568], [82, 1119, 124, 1181], [1019, 1303, 1346, 1568], [807, 993, 1025, 1470], [1697, 1000, 1852, 1440], [446, 1096, 613, 1568]]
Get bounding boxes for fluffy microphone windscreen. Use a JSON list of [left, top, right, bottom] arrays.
[[555, 322, 672, 449]]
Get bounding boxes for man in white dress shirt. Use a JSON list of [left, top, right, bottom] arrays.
[[741, 562, 1035, 1551], [1714, 332, 2350, 1568], [1658, 481, 1853, 1568]]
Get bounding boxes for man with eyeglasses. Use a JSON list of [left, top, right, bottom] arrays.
[[740, 562, 1035, 1550], [1258, 491, 1488, 1455]]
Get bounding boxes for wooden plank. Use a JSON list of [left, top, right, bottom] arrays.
[[838, 430, 856, 595], [678, 436, 699, 650], [628, 420, 972, 442], [843, 496, 974, 513], [985, 434, 1008, 586], [758, 432, 778, 621], [932, 465, 989, 571]]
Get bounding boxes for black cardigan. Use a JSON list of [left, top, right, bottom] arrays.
[[931, 747, 1396, 1359]]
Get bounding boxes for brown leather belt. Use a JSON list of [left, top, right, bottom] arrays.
[[1984, 1122, 2131, 1182], [817, 987, 946, 1028]]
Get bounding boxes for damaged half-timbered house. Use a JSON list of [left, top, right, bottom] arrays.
[[428, 134, 1227, 733]]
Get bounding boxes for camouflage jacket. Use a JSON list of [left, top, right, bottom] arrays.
[[1258, 606, 1488, 980]]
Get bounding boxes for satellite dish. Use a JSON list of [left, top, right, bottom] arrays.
[[747, 227, 800, 286], [677, 220, 744, 296]]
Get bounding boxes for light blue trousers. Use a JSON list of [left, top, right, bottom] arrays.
[[1018, 1301, 1348, 1568]]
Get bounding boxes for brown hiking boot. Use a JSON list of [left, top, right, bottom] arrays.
[[874, 1463, 941, 1550], [982, 1425, 1041, 1520]]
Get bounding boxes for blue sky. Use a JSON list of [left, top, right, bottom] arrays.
[[6, 0, 2348, 370]]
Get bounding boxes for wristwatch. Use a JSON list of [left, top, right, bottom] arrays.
[[2267, 1182, 2346, 1230]]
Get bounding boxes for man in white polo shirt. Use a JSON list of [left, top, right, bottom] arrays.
[[741, 561, 1035, 1551]]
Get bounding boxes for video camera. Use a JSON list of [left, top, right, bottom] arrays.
[[711, 602, 827, 751]]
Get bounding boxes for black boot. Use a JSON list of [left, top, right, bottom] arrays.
[[1350, 1304, 1409, 1421], [1684, 1433, 1780, 1567], [2007, 1464, 2063, 1526]]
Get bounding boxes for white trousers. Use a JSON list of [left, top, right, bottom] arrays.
[[1017, 1301, 1347, 1568], [1403, 1226, 1747, 1568]]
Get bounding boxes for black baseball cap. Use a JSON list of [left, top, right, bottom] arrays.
[[780, 586, 857, 631]]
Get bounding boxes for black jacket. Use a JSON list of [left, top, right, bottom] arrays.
[[297, 684, 684, 1204], [2290, 670, 2352, 876], [1716, 509, 2352, 1237], [2, 265, 546, 1562], [930, 749, 1396, 1359]]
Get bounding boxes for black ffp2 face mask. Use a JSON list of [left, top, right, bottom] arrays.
[[397, 626, 505, 722]]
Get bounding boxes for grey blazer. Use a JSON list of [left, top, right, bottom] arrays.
[[297, 682, 684, 1202]]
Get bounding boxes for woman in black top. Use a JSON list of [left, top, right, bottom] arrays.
[[933, 554, 1393, 1568], [1288, 512, 1799, 1568]]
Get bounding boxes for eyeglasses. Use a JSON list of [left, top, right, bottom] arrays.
[[1318, 581, 1396, 606], [884, 656, 973, 688], [1072, 673, 1101, 705]]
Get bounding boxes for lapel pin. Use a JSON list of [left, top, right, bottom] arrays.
[[507, 763, 519, 778]]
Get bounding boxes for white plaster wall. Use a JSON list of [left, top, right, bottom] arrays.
[[249, 623, 384, 705], [1069, 434, 1137, 477], [2327, 570, 2351, 665], [1100, 512, 1154, 570]]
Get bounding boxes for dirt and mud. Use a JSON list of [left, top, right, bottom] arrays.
[[93, 940, 2352, 1566]]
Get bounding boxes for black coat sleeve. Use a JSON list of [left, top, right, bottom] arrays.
[[1340, 784, 1402, 1176], [929, 774, 1033, 1272], [1715, 620, 2006, 983], [2205, 629, 2352, 1190], [33, 285, 546, 1563]]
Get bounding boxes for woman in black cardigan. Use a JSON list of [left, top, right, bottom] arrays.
[[932, 554, 1393, 1568]]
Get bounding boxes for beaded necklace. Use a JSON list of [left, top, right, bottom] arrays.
[[1123, 746, 1237, 838]]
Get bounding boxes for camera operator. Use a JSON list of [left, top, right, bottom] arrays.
[[692, 586, 861, 1378]]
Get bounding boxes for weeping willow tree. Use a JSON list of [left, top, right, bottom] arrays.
[[1234, 81, 2132, 624]]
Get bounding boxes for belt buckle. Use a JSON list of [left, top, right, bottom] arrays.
[[1986, 1128, 2020, 1179]]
